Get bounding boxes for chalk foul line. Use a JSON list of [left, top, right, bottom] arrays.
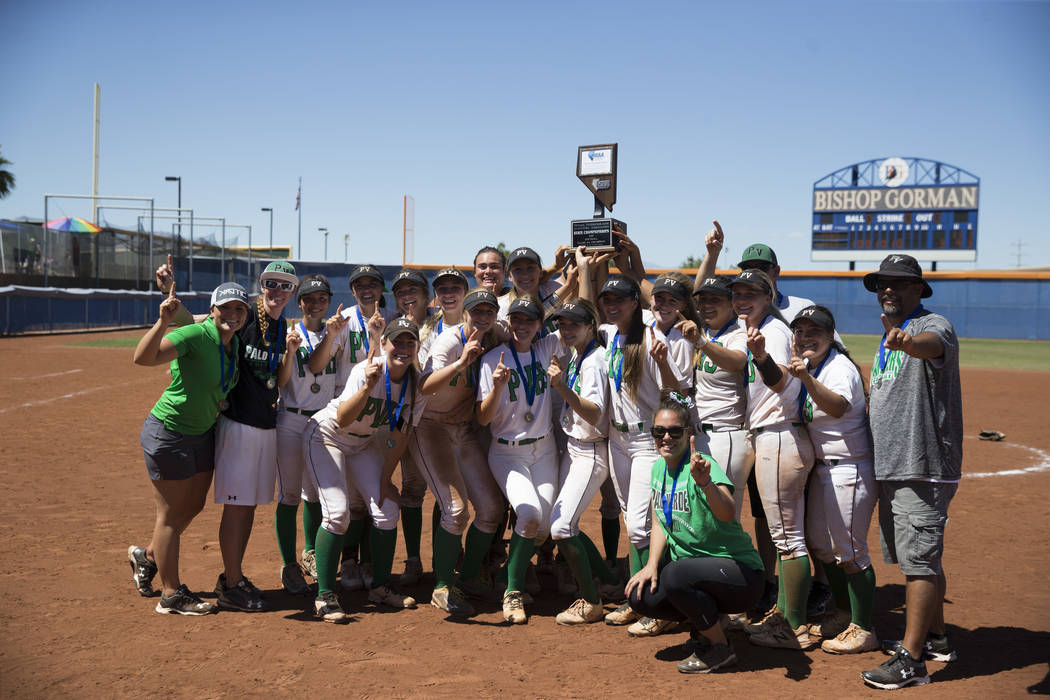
[[964, 436, 1050, 478], [9, 369, 84, 381]]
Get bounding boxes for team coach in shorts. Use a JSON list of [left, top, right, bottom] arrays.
[[860, 254, 962, 691]]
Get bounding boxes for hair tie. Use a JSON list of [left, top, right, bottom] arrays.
[[669, 391, 695, 409]]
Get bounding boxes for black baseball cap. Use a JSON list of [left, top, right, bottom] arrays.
[[507, 297, 543, 321], [551, 302, 595, 326], [392, 269, 428, 291], [507, 247, 541, 268], [694, 276, 732, 299], [382, 317, 420, 341], [863, 254, 933, 298], [651, 276, 690, 301], [737, 243, 778, 268], [731, 269, 774, 296], [296, 276, 332, 301], [463, 288, 499, 312], [211, 282, 250, 308], [790, 305, 836, 333], [599, 275, 640, 300], [349, 264, 385, 287], [433, 267, 469, 290]]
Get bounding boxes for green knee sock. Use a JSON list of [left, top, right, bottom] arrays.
[[342, 519, 366, 563], [628, 544, 650, 577], [431, 502, 442, 566], [315, 528, 346, 594], [274, 503, 299, 566], [369, 527, 398, 588], [821, 560, 851, 611], [460, 524, 496, 581], [401, 505, 423, 560], [847, 567, 877, 631], [776, 555, 786, 612], [601, 516, 620, 563], [558, 536, 599, 604], [360, 517, 373, 562], [780, 555, 812, 629], [505, 533, 536, 593], [432, 526, 462, 590], [578, 531, 617, 584], [302, 501, 322, 552]]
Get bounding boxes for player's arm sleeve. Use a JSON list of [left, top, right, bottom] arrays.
[[477, 357, 495, 401], [922, 315, 957, 370], [580, 360, 608, 415], [765, 324, 794, 367], [650, 328, 690, 390], [168, 322, 205, 357], [706, 455, 733, 492]]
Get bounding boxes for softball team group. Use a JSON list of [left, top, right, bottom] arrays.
[[128, 223, 886, 678]]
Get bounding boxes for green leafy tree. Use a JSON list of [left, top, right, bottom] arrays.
[[680, 254, 703, 269], [0, 146, 14, 199]]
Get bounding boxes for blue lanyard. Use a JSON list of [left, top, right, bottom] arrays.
[[437, 318, 443, 336], [218, 337, 237, 393], [509, 344, 538, 409], [660, 452, 689, 529], [565, 340, 596, 410], [356, 306, 370, 356], [267, 317, 283, 375], [799, 349, 833, 421], [745, 314, 773, 363], [385, 366, 408, 432], [299, 321, 316, 356], [877, 305, 923, 371], [609, 332, 624, 391], [699, 318, 736, 364]]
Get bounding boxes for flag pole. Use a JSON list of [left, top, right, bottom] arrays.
[[296, 176, 302, 259]]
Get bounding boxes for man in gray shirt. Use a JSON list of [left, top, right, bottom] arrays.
[[860, 254, 963, 691]]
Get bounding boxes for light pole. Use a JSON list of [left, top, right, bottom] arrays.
[[344, 234, 349, 262], [164, 176, 181, 257], [261, 207, 273, 259], [319, 227, 329, 260]]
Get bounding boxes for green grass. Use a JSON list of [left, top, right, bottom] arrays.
[[67, 337, 139, 348], [841, 334, 1050, 372]]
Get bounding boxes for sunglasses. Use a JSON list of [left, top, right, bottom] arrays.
[[263, 279, 295, 291], [650, 425, 686, 439]]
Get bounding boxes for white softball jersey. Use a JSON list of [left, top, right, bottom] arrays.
[[314, 356, 427, 451], [744, 315, 803, 429], [558, 343, 610, 442], [281, 324, 338, 411], [642, 309, 695, 381], [802, 348, 872, 462], [334, 304, 399, 392], [478, 333, 562, 442], [692, 323, 748, 428], [599, 323, 690, 428], [421, 325, 481, 425]]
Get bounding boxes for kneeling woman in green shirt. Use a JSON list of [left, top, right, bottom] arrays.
[[128, 281, 249, 615], [625, 391, 765, 674]]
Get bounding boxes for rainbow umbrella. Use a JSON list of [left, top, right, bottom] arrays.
[[46, 216, 102, 234]]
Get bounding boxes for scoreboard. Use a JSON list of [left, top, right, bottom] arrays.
[[811, 157, 979, 263]]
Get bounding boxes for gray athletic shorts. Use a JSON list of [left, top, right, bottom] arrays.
[[140, 413, 216, 481], [878, 480, 957, 576]]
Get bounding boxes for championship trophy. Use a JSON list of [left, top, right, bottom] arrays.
[[571, 143, 625, 251]]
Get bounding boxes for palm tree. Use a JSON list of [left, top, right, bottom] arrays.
[[0, 146, 14, 199]]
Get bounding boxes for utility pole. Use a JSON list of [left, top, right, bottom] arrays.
[[1012, 238, 1026, 268]]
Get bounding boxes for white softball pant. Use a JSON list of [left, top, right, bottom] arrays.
[[276, 410, 320, 505], [806, 457, 876, 572], [694, 427, 754, 520], [303, 420, 398, 535], [407, 418, 505, 535], [550, 437, 611, 540], [608, 426, 659, 549], [488, 436, 559, 544], [752, 423, 816, 558], [398, 448, 428, 509]]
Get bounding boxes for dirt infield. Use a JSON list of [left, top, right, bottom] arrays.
[[1, 329, 1048, 698]]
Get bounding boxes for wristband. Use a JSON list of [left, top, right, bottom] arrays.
[[755, 353, 783, 387]]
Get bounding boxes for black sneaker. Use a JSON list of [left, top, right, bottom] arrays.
[[155, 585, 218, 616], [806, 580, 832, 619], [862, 647, 930, 690], [314, 590, 349, 624], [128, 545, 158, 597], [215, 573, 268, 612], [881, 633, 957, 662], [678, 642, 737, 674], [749, 578, 777, 619]]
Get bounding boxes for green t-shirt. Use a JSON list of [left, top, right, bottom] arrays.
[[650, 453, 763, 572], [150, 318, 240, 435]]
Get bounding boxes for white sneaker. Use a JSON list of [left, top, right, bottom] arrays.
[[339, 560, 364, 591], [556, 598, 604, 626]]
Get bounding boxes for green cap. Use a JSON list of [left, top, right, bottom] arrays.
[[261, 260, 299, 286], [737, 243, 778, 268]]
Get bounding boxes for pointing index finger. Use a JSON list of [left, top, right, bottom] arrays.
[[881, 314, 893, 334], [712, 220, 723, 238]]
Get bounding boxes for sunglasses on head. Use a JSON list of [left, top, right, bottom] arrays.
[[650, 425, 686, 439], [263, 279, 295, 291]]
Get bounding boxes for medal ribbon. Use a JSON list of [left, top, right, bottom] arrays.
[[510, 344, 537, 412], [877, 305, 923, 372], [385, 365, 409, 433], [300, 321, 324, 382], [660, 451, 690, 529], [799, 348, 834, 422], [218, 337, 237, 393], [699, 318, 736, 364], [564, 340, 596, 411], [356, 306, 370, 356], [745, 314, 773, 364], [609, 332, 624, 392], [267, 317, 284, 377]]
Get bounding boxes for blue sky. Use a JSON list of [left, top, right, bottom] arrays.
[[2, 1, 1048, 270]]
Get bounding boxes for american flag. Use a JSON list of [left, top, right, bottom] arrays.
[[295, 178, 301, 211]]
